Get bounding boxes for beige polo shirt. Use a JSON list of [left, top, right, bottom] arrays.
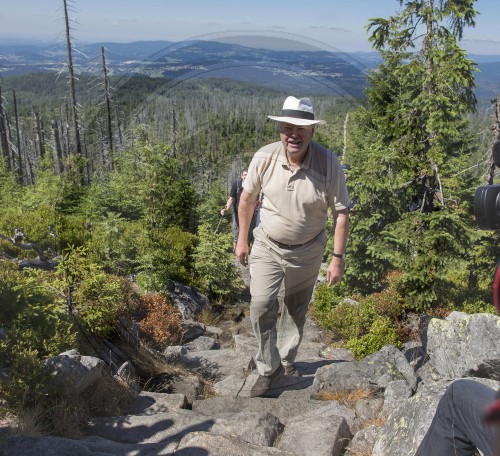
[[243, 140, 349, 245]]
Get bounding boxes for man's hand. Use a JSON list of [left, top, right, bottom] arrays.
[[326, 257, 344, 286], [235, 239, 249, 266]]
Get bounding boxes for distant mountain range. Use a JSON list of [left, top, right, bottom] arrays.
[[0, 39, 499, 100]]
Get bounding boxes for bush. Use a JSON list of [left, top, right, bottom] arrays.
[[320, 301, 366, 340], [0, 346, 55, 410], [89, 213, 144, 275], [137, 293, 183, 350], [192, 223, 242, 301], [312, 280, 352, 320], [346, 317, 402, 360], [54, 246, 135, 338], [138, 226, 197, 291]]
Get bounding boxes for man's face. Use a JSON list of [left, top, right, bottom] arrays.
[[241, 171, 248, 181], [279, 123, 315, 159]]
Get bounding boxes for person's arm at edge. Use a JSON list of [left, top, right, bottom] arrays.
[[220, 196, 234, 216], [327, 208, 349, 286], [235, 190, 258, 266]]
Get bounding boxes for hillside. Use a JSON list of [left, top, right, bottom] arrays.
[[1, 39, 499, 100]]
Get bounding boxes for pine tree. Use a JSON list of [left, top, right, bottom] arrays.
[[345, 0, 485, 309]]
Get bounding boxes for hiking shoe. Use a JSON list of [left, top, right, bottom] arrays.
[[250, 364, 285, 398], [283, 363, 301, 377]]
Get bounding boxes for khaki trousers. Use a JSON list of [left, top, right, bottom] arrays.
[[249, 225, 326, 376]]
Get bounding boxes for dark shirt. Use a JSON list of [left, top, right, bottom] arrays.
[[229, 178, 243, 225]]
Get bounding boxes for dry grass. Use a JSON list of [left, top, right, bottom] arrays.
[[81, 374, 137, 417], [124, 343, 190, 380], [196, 308, 221, 327], [5, 408, 45, 437], [316, 388, 374, 407], [197, 379, 219, 400], [1, 373, 139, 440], [123, 342, 219, 400]]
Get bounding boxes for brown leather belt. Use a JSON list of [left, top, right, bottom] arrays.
[[262, 228, 325, 249], [263, 232, 306, 249]]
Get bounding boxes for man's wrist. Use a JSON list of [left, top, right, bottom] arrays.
[[332, 252, 346, 259]]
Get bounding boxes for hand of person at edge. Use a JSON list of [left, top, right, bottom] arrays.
[[235, 239, 249, 267], [327, 258, 344, 286]]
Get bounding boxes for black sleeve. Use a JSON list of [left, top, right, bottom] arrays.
[[229, 180, 238, 198]]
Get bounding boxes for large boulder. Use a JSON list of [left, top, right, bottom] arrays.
[[312, 345, 417, 394], [372, 377, 500, 455], [422, 313, 500, 379], [43, 350, 104, 397], [165, 280, 211, 320]]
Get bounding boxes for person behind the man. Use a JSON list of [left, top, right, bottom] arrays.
[[235, 96, 349, 397], [221, 169, 249, 252]]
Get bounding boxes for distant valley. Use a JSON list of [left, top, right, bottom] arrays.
[[0, 39, 499, 101]]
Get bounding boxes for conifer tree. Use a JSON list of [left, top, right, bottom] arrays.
[[345, 0, 483, 309]]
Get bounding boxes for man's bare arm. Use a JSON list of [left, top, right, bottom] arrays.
[[235, 190, 258, 266], [327, 209, 349, 286]]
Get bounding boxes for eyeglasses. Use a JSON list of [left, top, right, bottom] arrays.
[[280, 124, 314, 135]]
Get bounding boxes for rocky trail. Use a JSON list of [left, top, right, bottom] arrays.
[[3, 262, 500, 455]]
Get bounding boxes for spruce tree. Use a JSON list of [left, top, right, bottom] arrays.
[[345, 0, 485, 310]]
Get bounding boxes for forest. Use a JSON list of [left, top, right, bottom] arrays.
[[1, 0, 500, 437]]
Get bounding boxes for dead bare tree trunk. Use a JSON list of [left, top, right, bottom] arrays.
[[0, 85, 11, 165], [4, 110, 15, 171], [63, 0, 86, 184], [34, 111, 45, 159], [52, 120, 64, 174], [64, 100, 70, 157], [171, 108, 177, 157], [12, 90, 23, 183], [101, 46, 114, 169]]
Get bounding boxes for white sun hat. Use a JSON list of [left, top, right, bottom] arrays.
[[268, 96, 326, 126]]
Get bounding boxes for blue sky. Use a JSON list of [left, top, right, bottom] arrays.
[[2, 0, 500, 55]]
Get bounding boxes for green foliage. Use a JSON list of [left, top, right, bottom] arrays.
[[313, 273, 406, 349], [0, 346, 55, 410], [142, 146, 198, 233], [82, 149, 148, 220], [346, 317, 402, 360], [53, 246, 133, 338], [344, 0, 482, 308], [0, 263, 74, 410], [0, 264, 75, 359], [193, 223, 242, 301], [88, 213, 144, 275], [138, 226, 197, 291], [321, 301, 370, 341], [312, 280, 352, 319], [197, 181, 232, 232]]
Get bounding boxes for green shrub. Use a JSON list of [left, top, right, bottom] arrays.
[[451, 298, 496, 316], [312, 280, 352, 319], [89, 213, 144, 275], [0, 265, 75, 411], [346, 317, 402, 360], [0, 265, 75, 361], [0, 260, 25, 322], [138, 226, 197, 291], [54, 246, 134, 338], [322, 301, 365, 340], [0, 346, 55, 410], [357, 288, 404, 321], [192, 223, 242, 301]]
